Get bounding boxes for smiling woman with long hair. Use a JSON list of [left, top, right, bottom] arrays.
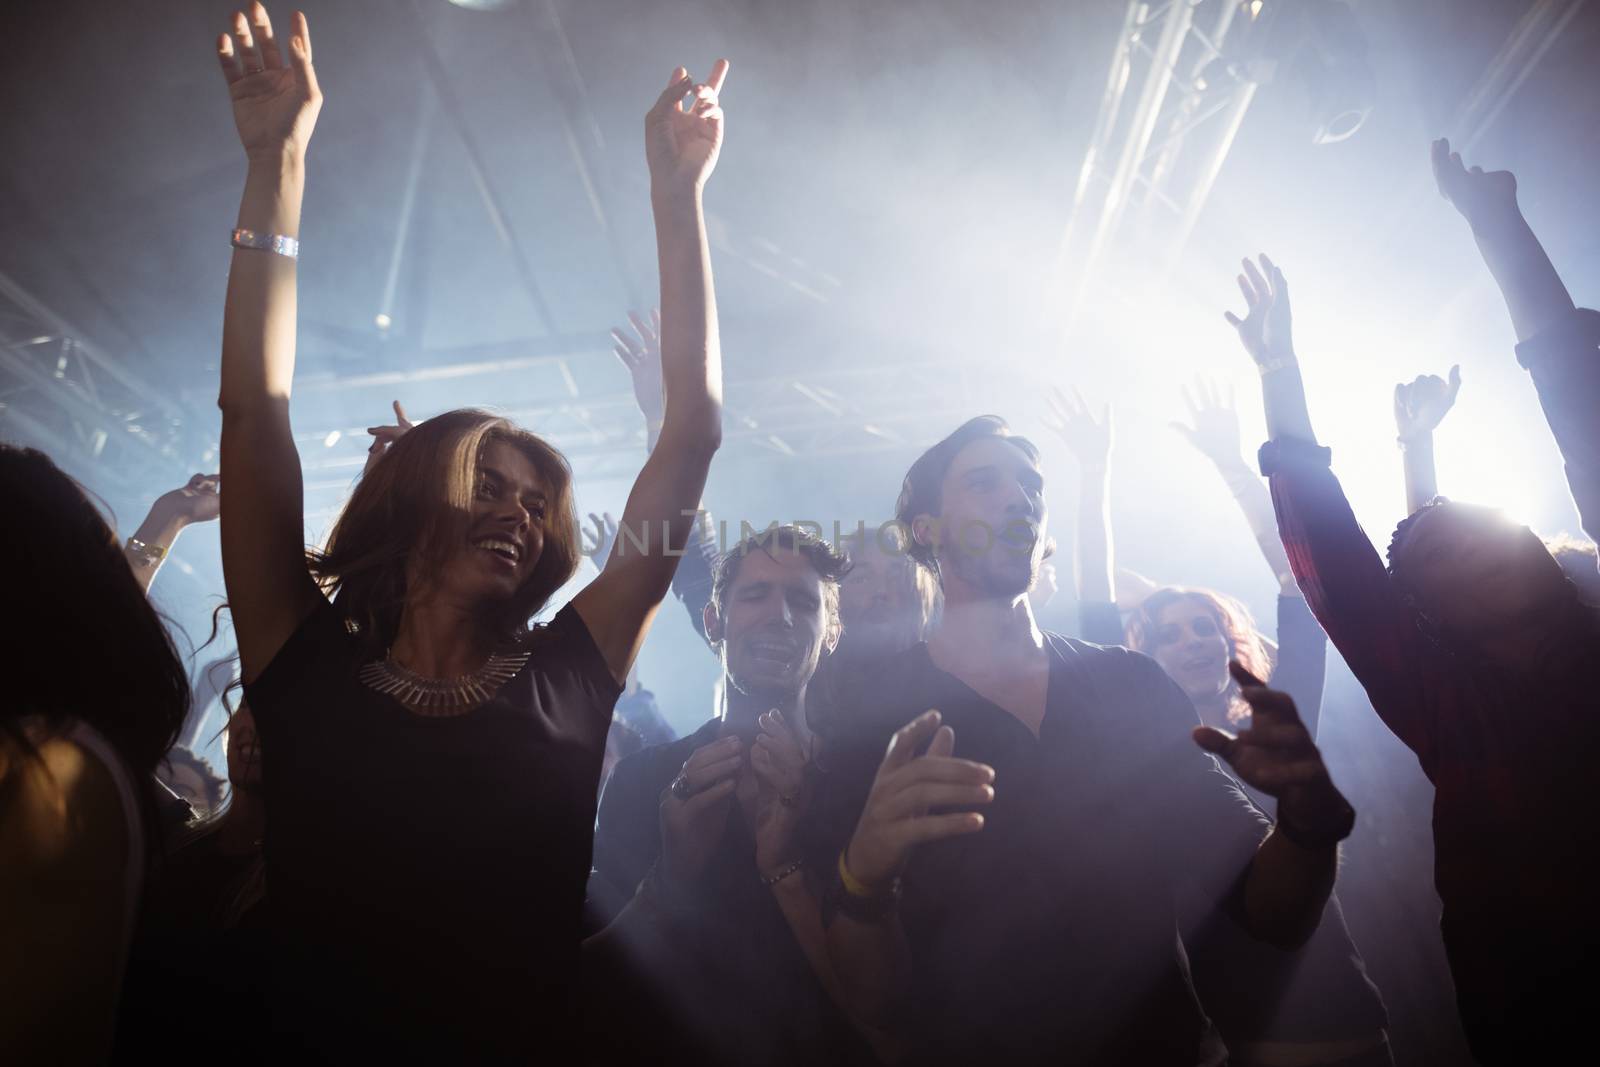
[[209, 5, 727, 1058]]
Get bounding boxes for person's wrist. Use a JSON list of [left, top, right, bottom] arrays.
[[1255, 348, 1298, 375], [1277, 779, 1354, 849], [650, 181, 705, 215], [245, 143, 307, 173]]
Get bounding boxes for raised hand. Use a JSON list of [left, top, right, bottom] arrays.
[[153, 473, 222, 527], [364, 400, 414, 475], [659, 735, 744, 889], [1172, 376, 1243, 466], [1394, 366, 1462, 441], [645, 60, 730, 196], [1044, 387, 1113, 470], [215, 4, 323, 161], [1224, 255, 1294, 368], [611, 308, 665, 427], [748, 708, 810, 879], [1431, 138, 1518, 232], [583, 512, 619, 570], [843, 711, 993, 888], [1194, 663, 1350, 832]]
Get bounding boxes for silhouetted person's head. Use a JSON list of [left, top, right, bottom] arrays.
[[1387, 499, 1574, 647], [0, 445, 187, 775]]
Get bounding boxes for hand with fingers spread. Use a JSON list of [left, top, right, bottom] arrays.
[[749, 708, 810, 879], [1044, 387, 1113, 470], [363, 400, 415, 475], [215, 4, 323, 162], [1225, 255, 1295, 369], [1394, 366, 1462, 442], [1172, 377, 1244, 468], [1193, 663, 1353, 843], [1431, 138, 1518, 233], [611, 308, 665, 429], [584, 512, 619, 571], [659, 735, 745, 890], [646, 60, 730, 196], [843, 711, 994, 889]]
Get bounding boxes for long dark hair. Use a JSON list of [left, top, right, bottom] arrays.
[[0, 445, 188, 776], [309, 409, 583, 656]]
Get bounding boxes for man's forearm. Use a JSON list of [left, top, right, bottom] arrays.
[[1075, 465, 1114, 605], [824, 913, 914, 1031], [125, 510, 190, 594], [1241, 827, 1337, 949], [1259, 361, 1319, 446], [1472, 209, 1575, 345], [1400, 434, 1439, 516]]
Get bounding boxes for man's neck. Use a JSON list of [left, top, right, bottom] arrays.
[[723, 682, 813, 750], [391, 594, 496, 678], [927, 587, 1045, 679]]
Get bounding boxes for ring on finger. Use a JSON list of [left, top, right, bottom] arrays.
[[670, 774, 693, 800]]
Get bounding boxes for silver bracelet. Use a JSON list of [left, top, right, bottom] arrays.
[[1257, 354, 1297, 376], [761, 857, 804, 888], [125, 536, 167, 567], [231, 228, 299, 259]]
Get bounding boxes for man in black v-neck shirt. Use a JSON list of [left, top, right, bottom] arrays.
[[584, 526, 876, 1066], [806, 417, 1360, 1066]]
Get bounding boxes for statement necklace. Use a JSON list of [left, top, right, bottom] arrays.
[[358, 644, 531, 716]]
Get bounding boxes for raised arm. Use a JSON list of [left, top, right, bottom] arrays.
[[1433, 139, 1600, 539], [1044, 387, 1116, 636], [213, 4, 325, 681], [1172, 377, 1296, 594], [1225, 256, 1431, 752], [572, 63, 728, 684], [611, 307, 719, 643], [1393, 366, 1461, 516], [126, 473, 220, 594]]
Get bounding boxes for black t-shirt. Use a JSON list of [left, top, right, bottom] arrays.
[[585, 719, 875, 1066], [244, 599, 621, 1061], [804, 634, 1272, 1067]]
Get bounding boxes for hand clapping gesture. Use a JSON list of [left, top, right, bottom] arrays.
[[1225, 255, 1294, 369], [1394, 366, 1462, 442], [748, 709, 810, 880], [646, 61, 730, 196], [844, 711, 993, 889], [216, 4, 322, 161], [1044, 387, 1113, 470], [659, 735, 744, 891]]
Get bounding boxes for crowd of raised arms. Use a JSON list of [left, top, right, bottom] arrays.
[[4, 4, 1599, 1065]]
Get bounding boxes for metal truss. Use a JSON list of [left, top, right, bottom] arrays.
[[0, 270, 204, 485], [1057, 0, 1265, 324], [295, 355, 990, 523]]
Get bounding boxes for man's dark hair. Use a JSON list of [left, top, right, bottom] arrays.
[[709, 524, 852, 635], [895, 415, 1045, 573]]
